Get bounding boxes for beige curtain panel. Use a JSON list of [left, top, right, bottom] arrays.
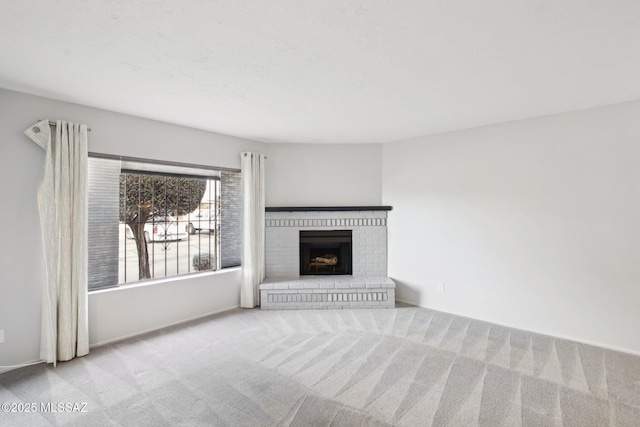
[[25, 120, 90, 365], [240, 152, 266, 308]]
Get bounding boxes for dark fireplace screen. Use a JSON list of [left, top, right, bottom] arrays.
[[299, 230, 352, 275]]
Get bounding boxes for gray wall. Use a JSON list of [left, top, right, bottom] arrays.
[[382, 100, 640, 354]]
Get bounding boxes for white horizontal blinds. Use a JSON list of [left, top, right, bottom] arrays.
[[221, 170, 242, 268], [87, 157, 120, 290]]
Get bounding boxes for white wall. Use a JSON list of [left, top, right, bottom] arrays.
[[383, 101, 640, 354], [89, 268, 241, 346], [266, 143, 382, 206], [0, 88, 264, 368]]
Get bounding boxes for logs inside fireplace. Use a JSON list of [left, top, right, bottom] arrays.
[[299, 230, 352, 275]]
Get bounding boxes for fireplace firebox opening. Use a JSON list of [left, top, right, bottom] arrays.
[[299, 230, 352, 276]]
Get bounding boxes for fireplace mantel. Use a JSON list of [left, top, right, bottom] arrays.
[[266, 206, 392, 212]]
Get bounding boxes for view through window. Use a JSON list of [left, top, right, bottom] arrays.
[[119, 172, 220, 283], [88, 156, 241, 291]]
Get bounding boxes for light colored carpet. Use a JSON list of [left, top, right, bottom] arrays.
[[1, 305, 640, 426]]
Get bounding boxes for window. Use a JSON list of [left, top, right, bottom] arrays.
[[88, 155, 241, 291]]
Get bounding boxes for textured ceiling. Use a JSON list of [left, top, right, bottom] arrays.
[[1, 1, 640, 144]]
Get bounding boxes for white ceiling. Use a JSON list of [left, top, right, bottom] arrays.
[[1, 1, 639, 144]]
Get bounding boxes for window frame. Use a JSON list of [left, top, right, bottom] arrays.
[[87, 153, 241, 291]]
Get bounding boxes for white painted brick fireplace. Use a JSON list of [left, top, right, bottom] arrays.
[[260, 207, 395, 309]]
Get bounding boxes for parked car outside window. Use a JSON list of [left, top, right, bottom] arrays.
[[188, 208, 217, 234], [125, 215, 188, 242]]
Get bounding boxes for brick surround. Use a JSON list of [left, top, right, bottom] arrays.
[[260, 208, 395, 309], [265, 210, 388, 277]]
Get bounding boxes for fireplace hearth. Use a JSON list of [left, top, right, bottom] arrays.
[[299, 230, 352, 275]]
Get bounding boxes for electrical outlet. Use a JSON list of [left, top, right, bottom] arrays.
[[437, 282, 445, 292], [0, 329, 4, 344]]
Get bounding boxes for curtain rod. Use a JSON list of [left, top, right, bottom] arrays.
[[242, 152, 267, 159], [42, 120, 92, 132]]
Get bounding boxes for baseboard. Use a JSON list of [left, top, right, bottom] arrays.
[[394, 298, 640, 357], [1, 306, 241, 375], [89, 304, 240, 348], [0, 360, 42, 375]]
